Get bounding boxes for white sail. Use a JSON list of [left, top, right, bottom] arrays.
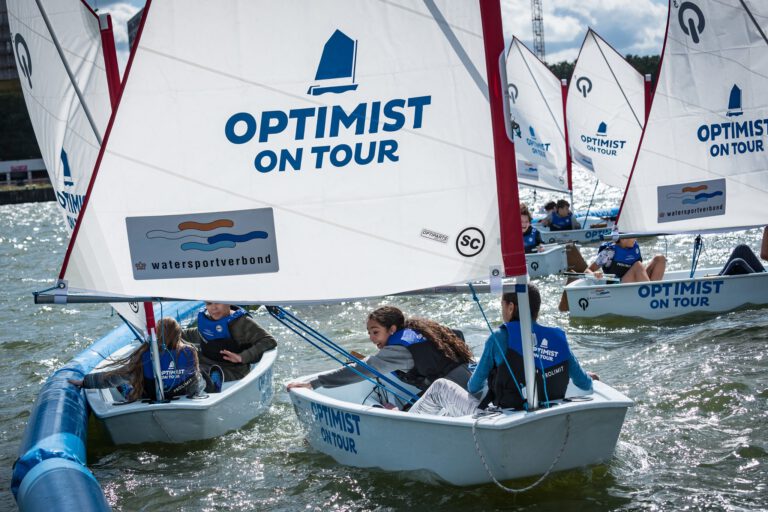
[[619, 0, 768, 234], [566, 29, 645, 190], [505, 37, 568, 193], [61, 0, 504, 304], [8, 0, 110, 231], [9, 0, 147, 330]]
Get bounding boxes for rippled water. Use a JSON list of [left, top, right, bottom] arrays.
[[1, 180, 766, 511]]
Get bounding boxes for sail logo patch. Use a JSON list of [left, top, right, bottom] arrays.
[[579, 122, 628, 157], [224, 29, 432, 175], [518, 160, 539, 181], [508, 84, 519, 103], [55, 149, 85, 230], [525, 126, 551, 158], [456, 227, 485, 257], [696, 85, 766, 158], [576, 76, 592, 97], [657, 179, 725, 222], [126, 208, 279, 280], [13, 33, 32, 88], [678, 2, 705, 44]]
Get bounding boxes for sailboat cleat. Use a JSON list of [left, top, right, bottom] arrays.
[[726, 85, 742, 117], [308, 30, 358, 96]]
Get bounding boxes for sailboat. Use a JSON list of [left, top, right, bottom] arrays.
[[505, 37, 616, 246], [10, 2, 276, 508], [566, 0, 768, 321], [282, 3, 630, 485]]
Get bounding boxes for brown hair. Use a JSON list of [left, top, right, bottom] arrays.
[[520, 202, 533, 222], [104, 317, 197, 401], [368, 306, 473, 363], [502, 283, 542, 321]]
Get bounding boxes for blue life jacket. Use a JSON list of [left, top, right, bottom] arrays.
[[598, 241, 642, 278], [141, 345, 197, 399], [548, 211, 574, 231], [386, 328, 465, 391], [523, 226, 541, 253], [484, 321, 571, 410], [197, 307, 247, 362]]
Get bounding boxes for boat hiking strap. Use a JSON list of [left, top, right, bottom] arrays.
[[689, 235, 703, 278], [471, 412, 571, 493], [468, 283, 528, 411], [583, 180, 599, 221], [266, 306, 419, 404]]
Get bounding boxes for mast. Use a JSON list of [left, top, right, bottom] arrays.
[[98, 14, 121, 109], [561, 78, 573, 200], [480, 0, 537, 410], [644, 74, 652, 123]]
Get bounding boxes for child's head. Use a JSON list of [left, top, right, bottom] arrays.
[[617, 237, 637, 249], [555, 199, 571, 216], [543, 200, 556, 213], [367, 306, 405, 349], [156, 317, 182, 351], [520, 203, 533, 231], [501, 283, 542, 322]]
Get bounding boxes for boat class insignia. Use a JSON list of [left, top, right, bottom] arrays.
[[578, 298, 589, 310], [126, 208, 279, 280], [576, 76, 592, 98], [678, 2, 705, 44], [456, 227, 485, 257], [308, 30, 359, 96], [13, 34, 32, 88]]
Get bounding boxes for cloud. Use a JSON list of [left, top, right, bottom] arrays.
[[502, 0, 667, 63], [89, 1, 144, 73]]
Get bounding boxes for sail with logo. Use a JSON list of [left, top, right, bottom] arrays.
[[33, 0, 631, 487], [566, 29, 646, 190], [566, 0, 768, 321], [506, 37, 568, 194], [8, 0, 147, 331]]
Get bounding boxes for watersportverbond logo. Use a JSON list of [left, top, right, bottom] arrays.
[[126, 208, 279, 280], [56, 148, 85, 230], [525, 126, 551, 157], [657, 178, 725, 222], [580, 122, 627, 157], [696, 85, 766, 158], [224, 30, 431, 174]]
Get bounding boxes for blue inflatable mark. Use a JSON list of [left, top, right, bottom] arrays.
[[308, 29, 359, 96]]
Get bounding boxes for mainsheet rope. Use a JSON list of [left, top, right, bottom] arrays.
[[267, 305, 419, 404]]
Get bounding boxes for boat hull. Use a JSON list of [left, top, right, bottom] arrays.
[[566, 268, 768, 320], [289, 380, 631, 486], [537, 220, 615, 245], [86, 349, 276, 444], [526, 245, 568, 278]]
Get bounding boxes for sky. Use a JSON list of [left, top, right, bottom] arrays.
[[88, 0, 668, 73]]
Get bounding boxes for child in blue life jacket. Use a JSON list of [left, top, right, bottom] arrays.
[[286, 306, 474, 394], [520, 203, 544, 253], [540, 199, 581, 231], [408, 283, 598, 416], [69, 317, 205, 401], [585, 237, 666, 283]]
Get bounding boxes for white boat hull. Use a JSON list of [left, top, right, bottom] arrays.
[[526, 245, 568, 278], [566, 268, 768, 320], [537, 221, 615, 245], [289, 379, 631, 486], [86, 348, 277, 444]]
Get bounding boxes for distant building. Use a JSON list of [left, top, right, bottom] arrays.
[[0, 0, 19, 81], [127, 8, 144, 50]]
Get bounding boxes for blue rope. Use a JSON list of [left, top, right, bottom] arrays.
[[468, 284, 527, 411], [267, 306, 419, 404]]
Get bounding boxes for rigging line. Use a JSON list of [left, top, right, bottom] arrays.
[[422, 0, 488, 101], [101, 149, 494, 271], [33, 0, 103, 145], [268, 308, 418, 403], [592, 33, 643, 129], [739, 0, 768, 47], [512, 41, 565, 141], [270, 306, 420, 398]]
